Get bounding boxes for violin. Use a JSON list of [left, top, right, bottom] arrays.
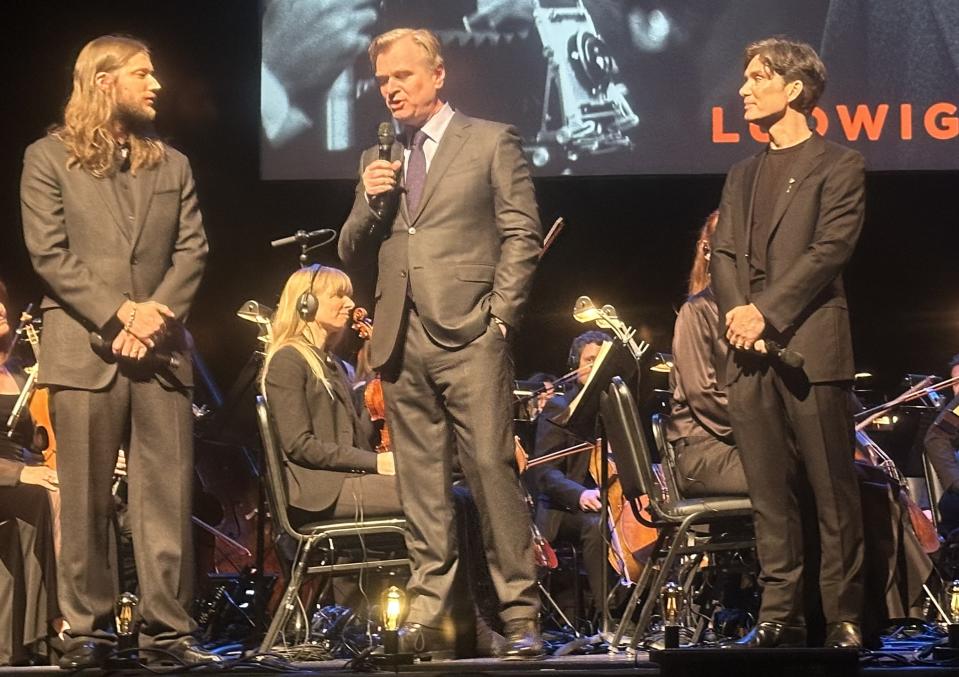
[[513, 436, 559, 570], [352, 308, 391, 453], [5, 309, 57, 469]]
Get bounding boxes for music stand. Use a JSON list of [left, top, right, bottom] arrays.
[[547, 339, 638, 637]]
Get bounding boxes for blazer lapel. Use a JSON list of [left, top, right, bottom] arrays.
[[92, 178, 131, 243], [409, 113, 470, 225], [131, 163, 160, 249], [765, 134, 826, 246]]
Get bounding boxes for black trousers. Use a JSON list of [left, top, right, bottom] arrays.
[[51, 373, 196, 649], [728, 365, 863, 625], [536, 506, 608, 607], [382, 308, 538, 626]]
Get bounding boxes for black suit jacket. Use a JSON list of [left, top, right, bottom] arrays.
[[711, 133, 865, 385], [531, 389, 591, 513], [338, 112, 542, 369], [263, 345, 379, 514]]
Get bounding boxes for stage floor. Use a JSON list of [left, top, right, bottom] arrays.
[[4, 647, 959, 676]]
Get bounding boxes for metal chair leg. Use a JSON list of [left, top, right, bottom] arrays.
[[259, 537, 316, 652]]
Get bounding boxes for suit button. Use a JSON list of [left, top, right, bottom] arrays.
[[408, 226, 416, 234], [130, 255, 139, 265], [399, 271, 407, 278]]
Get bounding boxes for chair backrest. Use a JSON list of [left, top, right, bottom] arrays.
[[600, 376, 666, 506], [255, 394, 301, 540], [650, 413, 682, 503], [922, 447, 944, 532]]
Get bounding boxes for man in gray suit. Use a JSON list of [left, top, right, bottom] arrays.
[[338, 28, 543, 659], [20, 35, 218, 669]]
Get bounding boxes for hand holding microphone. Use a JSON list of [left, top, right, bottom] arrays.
[[725, 303, 804, 368], [364, 122, 402, 210]]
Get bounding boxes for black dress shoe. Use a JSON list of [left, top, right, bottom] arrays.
[[731, 621, 806, 648], [397, 623, 455, 660], [824, 622, 862, 649], [151, 637, 225, 668], [500, 618, 545, 660], [58, 641, 114, 670]]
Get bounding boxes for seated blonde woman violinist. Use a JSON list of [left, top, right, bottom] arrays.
[[260, 265, 399, 527]]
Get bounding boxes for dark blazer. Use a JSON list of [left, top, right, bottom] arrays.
[[263, 345, 379, 514], [338, 112, 542, 369], [531, 389, 591, 512], [20, 135, 208, 390], [711, 133, 865, 384]]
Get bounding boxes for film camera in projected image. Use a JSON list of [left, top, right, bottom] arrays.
[[530, 0, 637, 169]]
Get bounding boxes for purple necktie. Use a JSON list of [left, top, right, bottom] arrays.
[[405, 129, 428, 213]]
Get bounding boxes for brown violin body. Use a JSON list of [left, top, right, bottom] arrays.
[[352, 308, 393, 453], [854, 429, 939, 554], [589, 440, 658, 583]]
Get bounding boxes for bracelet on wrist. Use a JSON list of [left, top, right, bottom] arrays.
[[124, 304, 138, 333]]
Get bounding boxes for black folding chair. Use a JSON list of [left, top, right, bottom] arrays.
[[922, 447, 945, 533], [254, 395, 408, 652], [600, 377, 753, 650]]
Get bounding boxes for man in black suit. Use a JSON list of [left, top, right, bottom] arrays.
[[338, 28, 543, 658], [711, 37, 865, 649], [20, 36, 216, 669]]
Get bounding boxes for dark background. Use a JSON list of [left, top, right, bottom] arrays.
[[2, 0, 957, 413]]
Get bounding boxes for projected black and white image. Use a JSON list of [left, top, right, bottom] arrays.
[[261, 0, 959, 179]]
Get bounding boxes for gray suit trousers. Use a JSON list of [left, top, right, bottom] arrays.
[[51, 373, 196, 648], [382, 307, 538, 626]]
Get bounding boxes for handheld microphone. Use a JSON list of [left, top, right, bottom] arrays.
[[758, 339, 805, 369], [270, 229, 337, 248], [370, 122, 396, 218], [89, 332, 181, 371]]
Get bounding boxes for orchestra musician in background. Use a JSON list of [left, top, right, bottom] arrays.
[[260, 265, 400, 526], [0, 280, 62, 666], [666, 211, 748, 498], [529, 331, 617, 614]]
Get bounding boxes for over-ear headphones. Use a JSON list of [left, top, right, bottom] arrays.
[[568, 330, 612, 370], [296, 264, 322, 322]]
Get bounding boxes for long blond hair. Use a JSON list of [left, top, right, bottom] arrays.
[[687, 210, 719, 296], [261, 265, 354, 392], [52, 35, 165, 178]]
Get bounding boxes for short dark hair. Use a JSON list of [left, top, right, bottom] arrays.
[[744, 37, 826, 115], [948, 354, 959, 370], [568, 330, 611, 369]]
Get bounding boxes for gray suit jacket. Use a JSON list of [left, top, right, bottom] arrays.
[[20, 135, 208, 390], [711, 133, 865, 385], [338, 112, 542, 369]]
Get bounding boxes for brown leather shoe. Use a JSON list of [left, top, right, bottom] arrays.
[[824, 622, 862, 649], [500, 618, 545, 660], [731, 621, 806, 648]]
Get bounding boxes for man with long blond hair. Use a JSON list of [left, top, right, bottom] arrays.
[[20, 35, 215, 669]]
